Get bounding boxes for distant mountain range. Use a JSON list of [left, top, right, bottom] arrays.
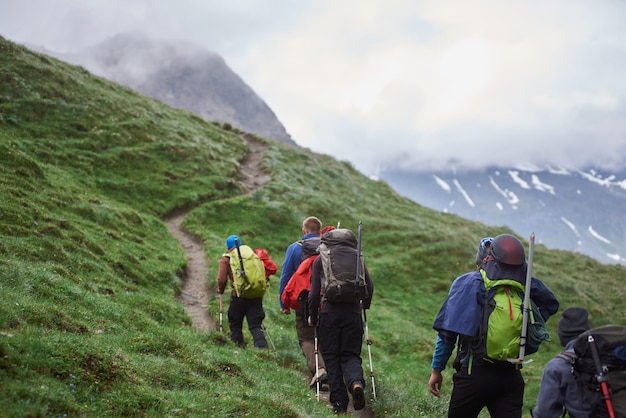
[[33, 32, 626, 265], [380, 166, 626, 265]]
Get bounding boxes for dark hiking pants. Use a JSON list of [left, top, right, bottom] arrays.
[[228, 295, 267, 348], [319, 311, 365, 413], [448, 363, 524, 418]]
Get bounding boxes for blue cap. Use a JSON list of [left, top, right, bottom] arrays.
[[226, 235, 241, 250]]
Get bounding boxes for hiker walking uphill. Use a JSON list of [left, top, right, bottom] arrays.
[[429, 233, 560, 418], [308, 227, 374, 414], [216, 235, 276, 348], [532, 307, 593, 418], [278, 216, 329, 389]]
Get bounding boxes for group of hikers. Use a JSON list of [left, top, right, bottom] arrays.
[[216, 216, 373, 414], [214, 217, 626, 417]]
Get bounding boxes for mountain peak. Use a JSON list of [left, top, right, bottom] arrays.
[[47, 32, 297, 147]]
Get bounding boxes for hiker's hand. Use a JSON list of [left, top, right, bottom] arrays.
[[429, 369, 443, 397], [280, 308, 291, 315]]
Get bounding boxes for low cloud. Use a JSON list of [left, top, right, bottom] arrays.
[[2, 0, 625, 175]]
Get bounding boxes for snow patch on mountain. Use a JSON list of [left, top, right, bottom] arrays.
[[434, 175, 451, 193], [589, 226, 611, 244], [531, 174, 556, 195], [509, 170, 556, 195], [490, 176, 519, 206], [453, 179, 475, 208], [607, 253, 626, 262], [547, 166, 571, 175], [561, 217, 579, 237], [578, 169, 626, 190], [509, 171, 531, 189]]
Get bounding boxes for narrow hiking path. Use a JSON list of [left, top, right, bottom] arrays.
[[165, 134, 375, 417], [165, 210, 213, 331], [165, 134, 271, 332]]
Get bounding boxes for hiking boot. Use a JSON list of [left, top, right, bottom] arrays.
[[309, 367, 328, 388], [332, 402, 347, 415], [351, 382, 365, 410]]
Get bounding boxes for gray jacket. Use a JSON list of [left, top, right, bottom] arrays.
[[533, 341, 592, 418]]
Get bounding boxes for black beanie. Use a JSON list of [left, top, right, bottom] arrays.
[[557, 307, 591, 346]]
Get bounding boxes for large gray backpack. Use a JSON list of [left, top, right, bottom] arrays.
[[318, 228, 367, 303]]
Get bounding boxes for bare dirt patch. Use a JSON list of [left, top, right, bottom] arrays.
[[165, 210, 214, 331]]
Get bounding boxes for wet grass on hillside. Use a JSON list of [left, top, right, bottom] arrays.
[[1, 36, 625, 417]]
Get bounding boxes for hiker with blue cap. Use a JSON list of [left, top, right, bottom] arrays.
[[217, 234, 275, 348]]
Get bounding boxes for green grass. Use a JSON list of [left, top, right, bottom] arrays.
[[1, 35, 625, 417]]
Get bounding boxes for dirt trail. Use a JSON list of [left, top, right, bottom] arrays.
[[165, 210, 214, 331], [165, 134, 375, 417], [165, 134, 271, 331]]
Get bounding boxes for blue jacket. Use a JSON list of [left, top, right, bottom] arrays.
[[532, 342, 592, 418], [431, 266, 559, 370], [278, 233, 319, 309]]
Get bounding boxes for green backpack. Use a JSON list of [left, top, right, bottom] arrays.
[[481, 270, 525, 361], [228, 244, 267, 299], [474, 270, 549, 362]]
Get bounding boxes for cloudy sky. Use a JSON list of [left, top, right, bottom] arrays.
[[1, 0, 625, 176]]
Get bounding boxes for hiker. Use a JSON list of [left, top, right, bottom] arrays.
[[278, 216, 328, 389], [217, 235, 275, 348], [572, 325, 626, 418], [532, 307, 593, 418], [429, 233, 559, 418], [308, 227, 375, 414]]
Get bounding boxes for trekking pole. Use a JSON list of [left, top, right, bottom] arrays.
[[588, 334, 617, 418], [510, 232, 534, 364], [355, 221, 376, 399], [219, 294, 223, 333], [234, 238, 250, 296], [355, 221, 366, 298], [314, 324, 320, 401], [356, 221, 362, 284], [263, 324, 276, 351], [363, 305, 377, 400]]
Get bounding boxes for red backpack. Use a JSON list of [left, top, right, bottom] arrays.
[[281, 255, 318, 309], [254, 248, 277, 279]]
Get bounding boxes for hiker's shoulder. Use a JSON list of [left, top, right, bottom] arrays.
[[451, 271, 482, 288]]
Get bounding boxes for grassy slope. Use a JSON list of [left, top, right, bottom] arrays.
[[1, 36, 624, 417]]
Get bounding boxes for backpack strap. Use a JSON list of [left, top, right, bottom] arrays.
[[556, 349, 577, 364]]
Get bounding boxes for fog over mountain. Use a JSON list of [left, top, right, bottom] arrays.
[[28, 32, 626, 266], [43, 32, 296, 146], [3, 1, 626, 178]]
